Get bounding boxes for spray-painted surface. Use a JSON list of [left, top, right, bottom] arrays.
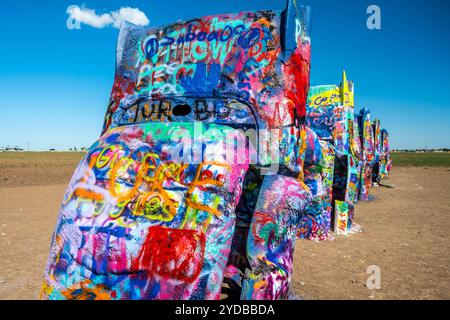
[[241, 174, 310, 299], [297, 127, 330, 241], [357, 108, 375, 201], [300, 85, 337, 240], [380, 129, 392, 178], [42, 0, 313, 300], [300, 72, 360, 239], [302, 71, 393, 238], [41, 123, 251, 300], [371, 119, 383, 183]]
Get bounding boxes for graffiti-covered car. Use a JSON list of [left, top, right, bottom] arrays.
[[380, 129, 392, 178], [299, 72, 361, 239], [41, 0, 313, 300], [357, 107, 375, 201]]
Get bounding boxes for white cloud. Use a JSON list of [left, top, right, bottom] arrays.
[[66, 5, 113, 28], [66, 5, 149, 29], [111, 7, 150, 28]]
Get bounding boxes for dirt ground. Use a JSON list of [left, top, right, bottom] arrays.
[[0, 156, 449, 299], [293, 167, 450, 300]]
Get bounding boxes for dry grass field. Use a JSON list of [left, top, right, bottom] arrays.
[[391, 152, 450, 167], [0, 152, 85, 188], [0, 152, 449, 299]]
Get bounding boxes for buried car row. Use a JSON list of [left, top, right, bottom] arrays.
[[41, 0, 391, 300]]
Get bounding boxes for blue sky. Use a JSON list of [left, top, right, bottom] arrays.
[[0, 0, 449, 150]]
